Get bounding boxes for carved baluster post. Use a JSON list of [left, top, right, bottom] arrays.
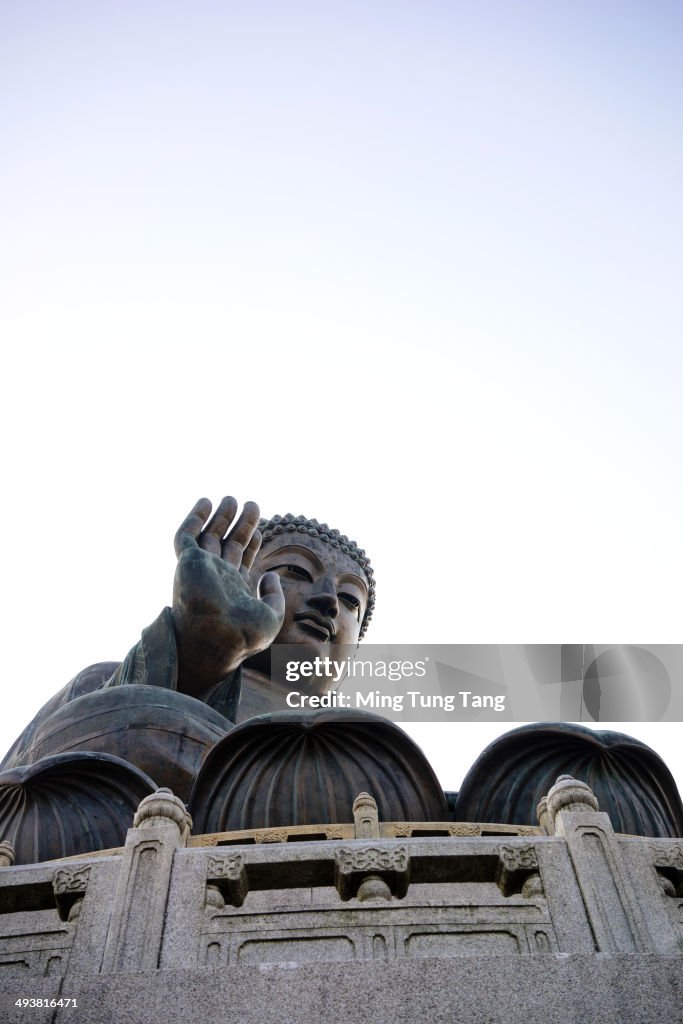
[[353, 792, 381, 839], [0, 841, 15, 868], [101, 788, 192, 973], [545, 775, 651, 953]]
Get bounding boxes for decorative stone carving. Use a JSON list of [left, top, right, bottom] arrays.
[[101, 785, 194, 973], [53, 865, 91, 921], [536, 796, 552, 834], [133, 787, 192, 843], [53, 865, 91, 895], [67, 899, 84, 923], [204, 885, 226, 912], [337, 847, 409, 873], [257, 829, 288, 844], [448, 824, 481, 837], [498, 845, 539, 872], [649, 842, 683, 898], [521, 874, 545, 899], [356, 875, 393, 901], [546, 776, 599, 832], [207, 853, 246, 879], [555, 811, 651, 954], [207, 853, 248, 907], [353, 792, 380, 839], [657, 874, 676, 897], [391, 824, 412, 838], [649, 842, 683, 871], [0, 840, 15, 868], [496, 845, 540, 897], [334, 845, 409, 901]]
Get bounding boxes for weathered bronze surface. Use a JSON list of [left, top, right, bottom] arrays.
[[14, 684, 232, 800], [455, 722, 683, 838], [188, 710, 448, 833], [0, 752, 156, 863]]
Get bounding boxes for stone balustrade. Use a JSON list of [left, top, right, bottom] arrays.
[[1, 780, 682, 1023]]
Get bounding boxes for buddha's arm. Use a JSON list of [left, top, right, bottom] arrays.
[[103, 606, 242, 721], [104, 607, 178, 691]]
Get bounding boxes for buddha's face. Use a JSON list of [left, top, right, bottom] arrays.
[[252, 533, 369, 657]]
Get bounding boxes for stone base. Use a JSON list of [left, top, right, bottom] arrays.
[[3, 956, 683, 1024]]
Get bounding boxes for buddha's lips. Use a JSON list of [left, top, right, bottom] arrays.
[[293, 613, 336, 641]]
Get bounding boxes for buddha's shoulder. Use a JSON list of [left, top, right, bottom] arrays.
[[0, 662, 121, 770], [66, 661, 121, 699]]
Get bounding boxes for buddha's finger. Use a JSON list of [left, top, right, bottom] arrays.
[[198, 495, 238, 554], [240, 528, 262, 571], [258, 571, 285, 622], [221, 500, 261, 566], [174, 498, 213, 556]]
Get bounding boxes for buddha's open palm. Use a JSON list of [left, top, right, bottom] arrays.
[[171, 497, 285, 696]]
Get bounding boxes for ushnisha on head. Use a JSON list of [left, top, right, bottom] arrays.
[[256, 513, 375, 641]]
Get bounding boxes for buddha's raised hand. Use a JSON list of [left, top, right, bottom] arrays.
[[171, 497, 285, 698]]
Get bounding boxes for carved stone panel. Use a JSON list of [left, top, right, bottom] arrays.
[[334, 846, 410, 900], [207, 853, 248, 907], [495, 845, 541, 897], [53, 865, 91, 921]]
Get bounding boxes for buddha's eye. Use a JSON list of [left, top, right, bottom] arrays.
[[271, 563, 313, 582], [339, 592, 361, 618]]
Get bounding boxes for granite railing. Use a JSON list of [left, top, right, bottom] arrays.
[[0, 778, 682, 981]]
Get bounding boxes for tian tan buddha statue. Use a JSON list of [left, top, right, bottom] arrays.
[[1, 496, 681, 864]]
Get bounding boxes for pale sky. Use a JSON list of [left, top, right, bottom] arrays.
[[1, 2, 682, 799]]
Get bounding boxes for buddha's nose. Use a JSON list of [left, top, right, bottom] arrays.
[[307, 575, 339, 617]]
